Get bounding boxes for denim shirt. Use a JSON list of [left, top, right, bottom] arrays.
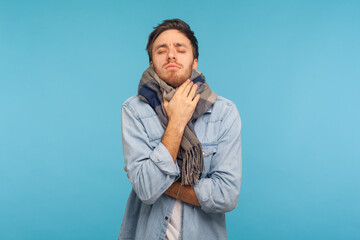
[[119, 95, 242, 240]]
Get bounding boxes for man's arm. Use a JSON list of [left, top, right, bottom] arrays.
[[122, 101, 180, 205], [122, 79, 200, 205], [161, 79, 200, 161], [160, 79, 201, 206], [124, 167, 200, 206], [164, 181, 200, 207]]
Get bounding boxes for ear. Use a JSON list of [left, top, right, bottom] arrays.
[[192, 59, 198, 69], [150, 61, 153, 68]]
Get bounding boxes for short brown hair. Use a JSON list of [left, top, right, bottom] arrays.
[[146, 19, 199, 62]]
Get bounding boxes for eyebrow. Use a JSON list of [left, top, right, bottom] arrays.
[[154, 42, 188, 51]]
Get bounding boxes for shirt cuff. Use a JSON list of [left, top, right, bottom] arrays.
[[193, 178, 216, 213], [149, 142, 180, 176]]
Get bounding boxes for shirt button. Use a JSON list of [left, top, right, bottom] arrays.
[[202, 151, 205, 156], [165, 216, 169, 220]]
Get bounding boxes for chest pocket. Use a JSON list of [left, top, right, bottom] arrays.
[[201, 145, 217, 177], [140, 115, 165, 147]]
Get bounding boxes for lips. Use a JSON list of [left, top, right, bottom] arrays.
[[165, 64, 181, 69]]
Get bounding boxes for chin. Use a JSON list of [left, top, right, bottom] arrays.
[[160, 73, 187, 87], [167, 77, 188, 87]]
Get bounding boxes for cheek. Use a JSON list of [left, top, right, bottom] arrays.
[[152, 56, 164, 67], [184, 56, 195, 66]]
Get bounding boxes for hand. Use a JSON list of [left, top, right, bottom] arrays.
[[124, 167, 129, 178], [163, 79, 200, 131]]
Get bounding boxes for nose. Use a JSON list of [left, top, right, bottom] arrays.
[[167, 47, 176, 61]]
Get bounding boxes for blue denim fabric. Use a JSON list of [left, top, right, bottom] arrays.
[[119, 95, 242, 240]]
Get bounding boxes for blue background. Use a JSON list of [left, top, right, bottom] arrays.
[[1, 0, 359, 239]]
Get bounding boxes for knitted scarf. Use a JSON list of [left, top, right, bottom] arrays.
[[138, 67, 217, 185]]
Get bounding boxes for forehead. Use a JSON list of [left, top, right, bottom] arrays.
[[153, 29, 191, 47]]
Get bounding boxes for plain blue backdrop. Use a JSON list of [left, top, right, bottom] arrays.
[[1, 0, 359, 239]]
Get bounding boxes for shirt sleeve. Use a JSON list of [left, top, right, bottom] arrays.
[[121, 102, 180, 205], [193, 103, 242, 213]]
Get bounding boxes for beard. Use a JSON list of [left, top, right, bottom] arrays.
[[153, 62, 194, 88], [160, 71, 190, 87]]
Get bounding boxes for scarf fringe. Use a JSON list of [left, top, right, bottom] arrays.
[[181, 144, 204, 185]]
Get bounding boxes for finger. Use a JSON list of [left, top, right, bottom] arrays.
[[192, 93, 201, 104], [124, 167, 127, 172], [178, 79, 191, 93], [188, 83, 198, 99], [182, 81, 194, 95]]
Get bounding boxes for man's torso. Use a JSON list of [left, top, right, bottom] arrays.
[[119, 95, 241, 240]]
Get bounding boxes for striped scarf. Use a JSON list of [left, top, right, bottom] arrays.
[[138, 67, 217, 185]]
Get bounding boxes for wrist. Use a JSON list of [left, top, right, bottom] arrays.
[[168, 118, 186, 135]]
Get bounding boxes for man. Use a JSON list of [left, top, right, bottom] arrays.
[[119, 19, 242, 240]]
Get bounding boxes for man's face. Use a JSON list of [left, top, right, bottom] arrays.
[[150, 29, 198, 88]]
